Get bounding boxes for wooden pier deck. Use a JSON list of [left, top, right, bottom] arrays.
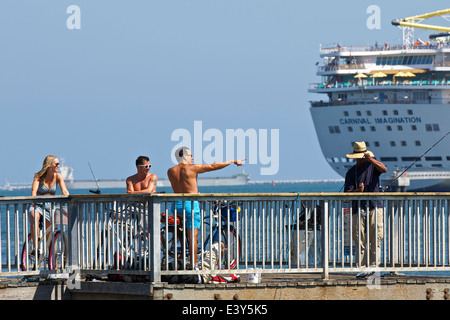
[[3, 272, 450, 300]]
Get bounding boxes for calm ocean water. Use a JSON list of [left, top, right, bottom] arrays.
[[0, 180, 345, 197]]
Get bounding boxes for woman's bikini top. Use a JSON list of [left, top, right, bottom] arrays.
[[37, 182, 57, 195]]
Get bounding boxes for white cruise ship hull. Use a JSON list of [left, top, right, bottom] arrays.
[[310, 103, 450, 191], [308, 18, 450, 191]]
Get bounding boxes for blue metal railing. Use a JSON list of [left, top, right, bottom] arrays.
[[1, 193, 450, 282]]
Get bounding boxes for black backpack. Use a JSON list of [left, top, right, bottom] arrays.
[[161, 259, 202, 284]]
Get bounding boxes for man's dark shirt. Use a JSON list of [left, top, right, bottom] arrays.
[[344, 161, 383, 211]]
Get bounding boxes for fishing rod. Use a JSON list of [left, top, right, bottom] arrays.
[[383, 130, 450, 192], [88, 162, 101, 194]]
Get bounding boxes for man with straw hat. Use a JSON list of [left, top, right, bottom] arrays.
[[344, 142, 387, 275]]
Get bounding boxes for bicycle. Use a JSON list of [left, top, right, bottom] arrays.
[[160, 201, 241, 270], [20, 206, 68, 272], [94, 202, 149, 273], [95, 200, 240, 275]]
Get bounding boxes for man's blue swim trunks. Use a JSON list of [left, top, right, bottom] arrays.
[[171, 201, 201, 230]]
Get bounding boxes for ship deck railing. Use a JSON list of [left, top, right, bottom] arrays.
[[310, 99, 421, 107], [320, 43, 450, 55], [310, 79, 450, 90], [1, 193, 450, 282], [319, 62, 450, 73]]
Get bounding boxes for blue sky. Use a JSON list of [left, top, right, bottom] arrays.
[[0, 1, 448, 184]]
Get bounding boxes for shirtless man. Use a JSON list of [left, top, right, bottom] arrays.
[[126, 156, 158, 194], [167, 146, 245, 265]]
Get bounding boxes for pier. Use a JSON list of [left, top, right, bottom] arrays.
[[1, 271, 450, 300], [1, 192, 450, 300]]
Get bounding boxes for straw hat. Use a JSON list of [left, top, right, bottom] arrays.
[[346, 141, 374, 159]]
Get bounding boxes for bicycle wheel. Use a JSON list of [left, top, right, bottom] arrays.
[[94, 217, 147, 271], [20, 233, 44, 271], [161, 225, 185, 269], [48, 231, 68, 270], [94, 229, 113, 269], [217, 227, 241, 270], [94, 214, 131, 270]]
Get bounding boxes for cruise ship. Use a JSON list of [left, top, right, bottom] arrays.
[[308, 10, 450, 191]]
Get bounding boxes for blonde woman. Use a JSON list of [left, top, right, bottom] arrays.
[[29, 155, 69, 245]]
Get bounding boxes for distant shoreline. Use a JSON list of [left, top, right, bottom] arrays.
[[249, 179, 344, 185]]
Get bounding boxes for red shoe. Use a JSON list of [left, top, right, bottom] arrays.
[[210, 274, 240, 284], [210, 275, 227, 284], [226, 274, 240, 283]]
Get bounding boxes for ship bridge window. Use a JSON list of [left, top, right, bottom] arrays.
[[376, 55, 433, 66], [425, 156, 442, 161], [390, 141, 396, 147], [401, 141, 407, 146], [407, 109, 413, 115], [374, 141, 380, 147], [411, 125, 417, 131], [413, 92, 426, 101], [360, 126, 365, 132], [432, 164, 443, 168], [347, 127, 353, 132], [415, 141, 421, 146]]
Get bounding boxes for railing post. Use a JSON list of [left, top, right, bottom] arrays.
[[68, 201, 79, 271], [149, 196, 161, 283], [322, 200, 329, 279]]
